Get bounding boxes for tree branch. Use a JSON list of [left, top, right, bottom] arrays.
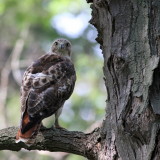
[[0, 126, 100, 159]]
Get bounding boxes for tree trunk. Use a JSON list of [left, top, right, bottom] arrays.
[[88, 0, 160, 159]]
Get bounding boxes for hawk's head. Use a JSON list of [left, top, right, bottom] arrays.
[[51, 38, 72, 58]]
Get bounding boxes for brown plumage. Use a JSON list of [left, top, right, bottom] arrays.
[[16, 39, 76, 143]]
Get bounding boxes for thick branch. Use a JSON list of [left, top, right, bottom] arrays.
[[0, 126, 100, 159]]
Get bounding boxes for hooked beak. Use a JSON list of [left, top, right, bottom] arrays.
[[60, 44, 65, 49]]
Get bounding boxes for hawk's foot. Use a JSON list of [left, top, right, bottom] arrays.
[[53, 124, 67, 130]]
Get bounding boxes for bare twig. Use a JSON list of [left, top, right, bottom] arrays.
[[0, 27, 29, 128], [0, 54, 12, 128], [11, 27, 29, 85]]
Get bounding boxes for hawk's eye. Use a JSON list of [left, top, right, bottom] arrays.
[[66, 43, 70, 47], [55, 42, 58, 45]]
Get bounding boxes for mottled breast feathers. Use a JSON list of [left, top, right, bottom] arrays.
[[20, 54, 76, 133]]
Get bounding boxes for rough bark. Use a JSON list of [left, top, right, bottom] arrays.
[[88, 0, 160, 159], [0, 126, 100, 159]]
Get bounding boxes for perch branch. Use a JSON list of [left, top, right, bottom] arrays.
[[0, 126, 100, 159]]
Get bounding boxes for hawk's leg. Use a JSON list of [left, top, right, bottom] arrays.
[[54, 106, 64, 129]]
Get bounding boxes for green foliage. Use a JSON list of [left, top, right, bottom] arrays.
[[48, 0, 88, 14], [1, 0, 50, 28]]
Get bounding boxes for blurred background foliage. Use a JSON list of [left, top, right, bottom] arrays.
[[0, 0, 106, 159]]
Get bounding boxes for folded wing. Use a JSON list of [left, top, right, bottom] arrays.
[[16, 54, 76, 143]]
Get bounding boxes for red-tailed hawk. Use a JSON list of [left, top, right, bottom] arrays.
[[16, 38, 76, 143]]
